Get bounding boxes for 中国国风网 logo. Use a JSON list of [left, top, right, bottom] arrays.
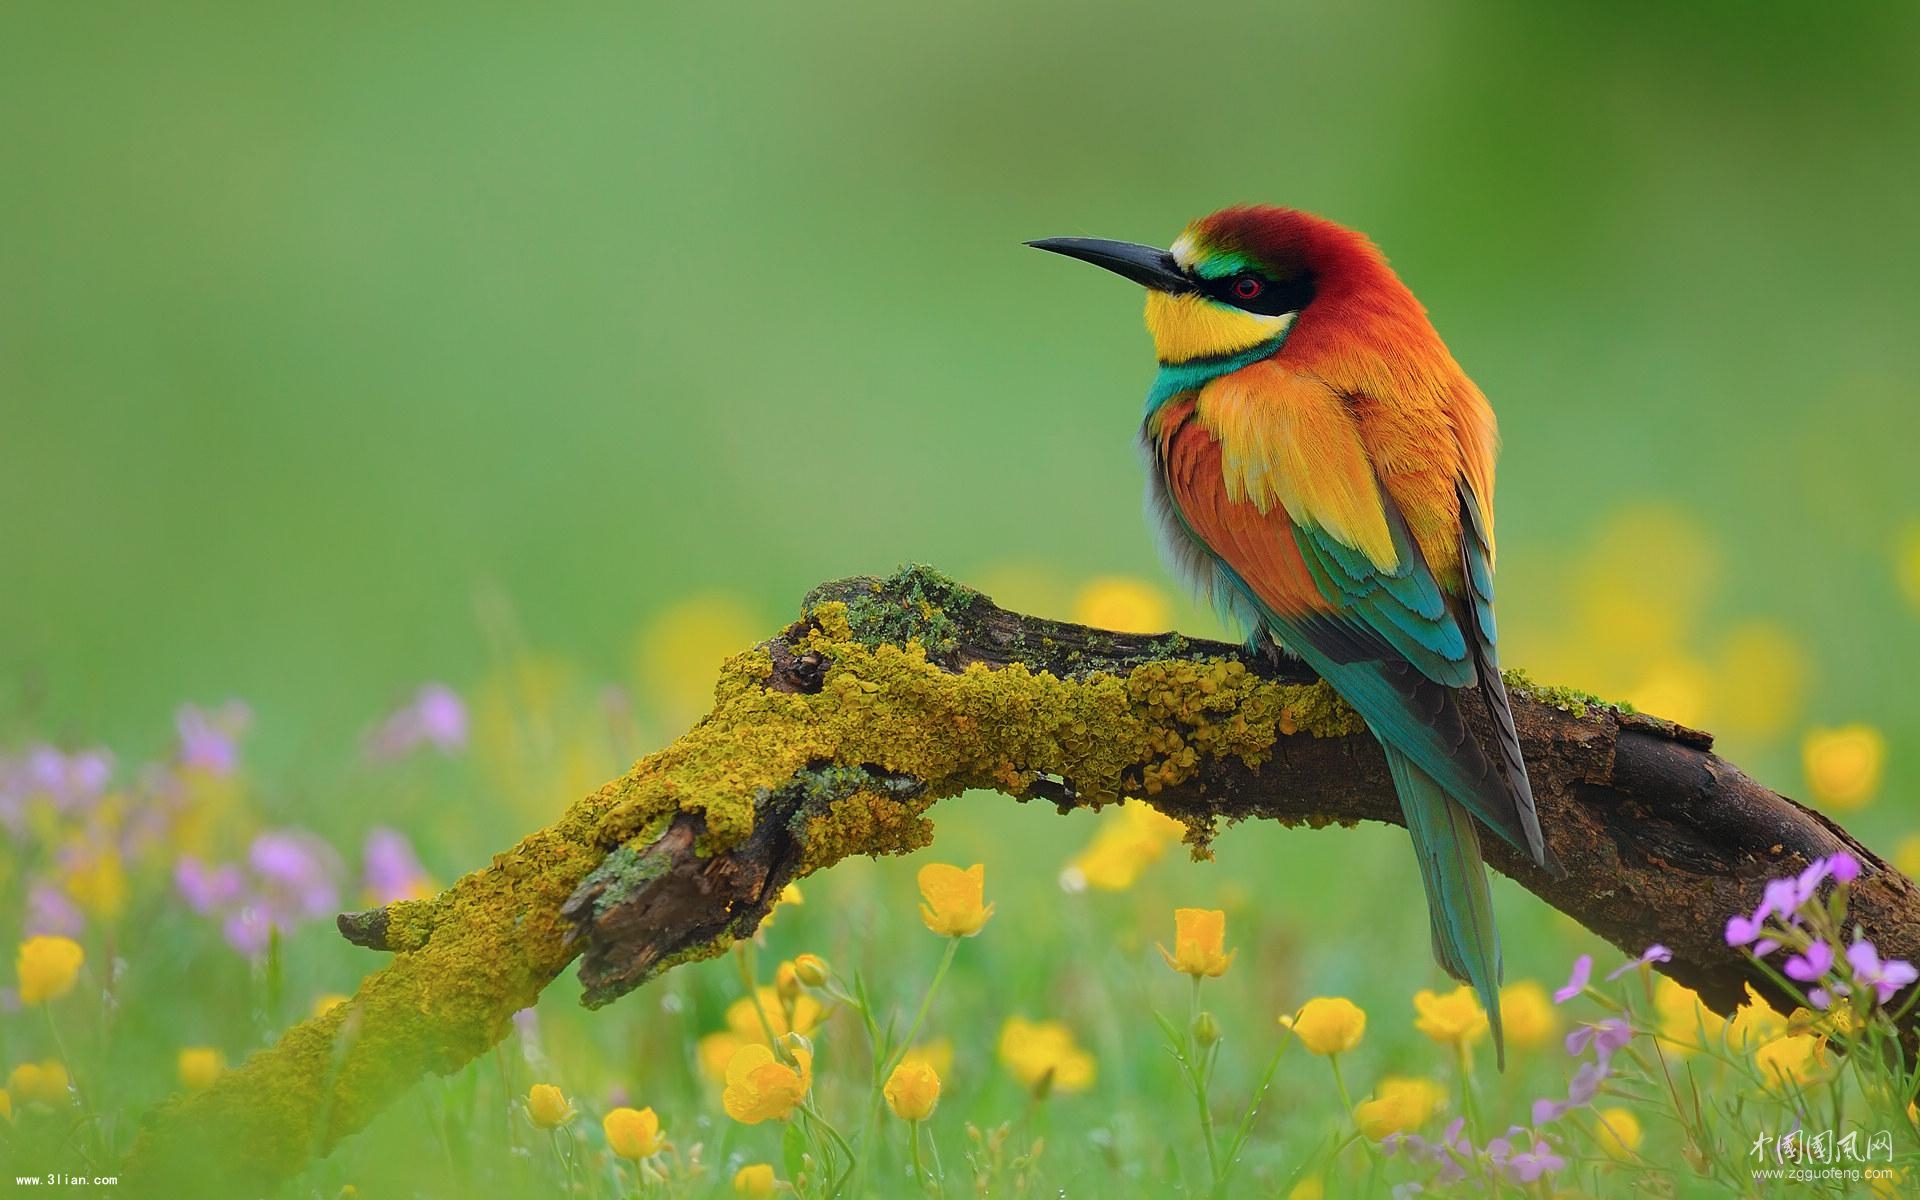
[[1749, 1128, 1893, 1165]]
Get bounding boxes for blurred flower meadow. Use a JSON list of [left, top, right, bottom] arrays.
[[4, 557, 1919, 1196]]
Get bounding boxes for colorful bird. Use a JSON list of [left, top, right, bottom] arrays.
[[1031, 206, 1554, 1063]]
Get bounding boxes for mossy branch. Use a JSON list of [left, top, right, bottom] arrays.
[[123, 565, 1918, 1195]]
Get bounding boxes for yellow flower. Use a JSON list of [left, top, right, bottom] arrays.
[[63, 850, 127, 922], [1287, 1177, 1325, 1200], [16, 935, 85, 1005], [1072, 576, 1171, 633], [1063, 802, 1185, 891], [722, 1042, 812, 1124], [725, 988, 824, 1043], [1898, 522, 1920, 612], [1712, 621, 1807, 742], [1281, 997, 1367, 1056], [603, 1105, 664, 1158], [1593, 1106, 1642, 1159], [633, 592, 763, 727], [884, 1058, 941, 1121], [775, 960, 801, 1001], [6, 1060, 69, 1106], [1896, 835, 1920, 880], [1754, 1034, 1827, 1089], [177, 1047, 225, 1092], [698, 1031, 748, 1083], [1498, 981, 1559, 1050], [526, 1083, 575, 1128], [1726, 986, 1787, 1051], [997, 1016, 1095, 1095], [1870, 1166, 1908, 1200], [1413, 987, 1488, 1047], [732, 1163, 778, 1197], [917, 862, 994, 937], [761, 882, 804, 929], [1622, 656, 1710, 728], [1802, 725, 1886, 810], [312, 993, 351, 1018], [1158, 908, 1235, 979], [793, 953, 831, 987], [1791, 1003, 1857, 1040], [899, 1038, 954, 1079], [1353, 1076, 1446, 1139], [1653, 978, 1725, 1055], [0, 1089, 11, 1122]]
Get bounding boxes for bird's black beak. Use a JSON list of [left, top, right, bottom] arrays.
[[1026, 237, 1193, 293]]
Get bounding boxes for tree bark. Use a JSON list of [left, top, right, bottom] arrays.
[[123, 565, 1916, 1195]]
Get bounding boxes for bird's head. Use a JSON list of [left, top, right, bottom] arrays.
[[1030, 205, 1388, 366]]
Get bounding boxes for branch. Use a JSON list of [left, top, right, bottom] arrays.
[[123, 565, 1917, 1193]]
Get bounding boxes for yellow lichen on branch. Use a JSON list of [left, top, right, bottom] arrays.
[[595, 596, 1361, 854]]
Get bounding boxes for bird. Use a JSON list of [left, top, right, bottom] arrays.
[[1030, 206, 1554, 1064]]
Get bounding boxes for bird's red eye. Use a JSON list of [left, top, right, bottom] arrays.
[[1233, 276, 1264, 300]]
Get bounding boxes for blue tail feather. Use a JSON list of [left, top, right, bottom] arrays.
[[1384, 744, 1507, 1068]]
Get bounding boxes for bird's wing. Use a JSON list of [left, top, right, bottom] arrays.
[[1153, 370, 1540, 860], [1455, 479, 1549, 867]]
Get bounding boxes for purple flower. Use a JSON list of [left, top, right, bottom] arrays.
[[176, 701, 252, 775], [1784, 940, 1835, 982], [1566, 1018, 1631, 1065], [1570, 1061, 1607, 1104], [1535, 1059, 1610, 1126], [1, 747, 115, 830], [175, 831, 344, 958], [174, 856, 246, 915], [1606, 944, 1673, 981], [362, 827, 431, 904], [1725, 910, 1767, 948], [1846, 938, 1920, 1005], [1725, 903, 1784, 954], [367, 684, 468, 760], [1796, 855, 1837, 897], [27, 746, 114, 802], [1553, 955, 1592, 1003], [412, 686, 467, 749], [1759, 854, 1844, 921], [513, 1006, 540, 1039], [222, 905, 272, 957], [26, 882, 85, 937], [1499, 1138, 1566, 1185], [249, 830, 340, 922]]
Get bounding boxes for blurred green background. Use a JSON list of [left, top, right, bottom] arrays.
[[5, 1, 1915, 773], [2, 3, 1918, 1192]]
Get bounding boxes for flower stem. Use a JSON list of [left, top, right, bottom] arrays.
[[1455, 1040, 1484, 1142], [734, 942, 786, 1056], [550, 1126, 577, 1197], [1328, 1053, 1382, 1163], [909, 1118, 931, 1195], [1186, 977, 1222, 1189], [888, 936, 961, 1078], [802, 1102, 859, 1198], [1212, 1037, 1288, 1200]]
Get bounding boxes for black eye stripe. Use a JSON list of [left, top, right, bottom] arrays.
[[1199, 271, 1316, 317]]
